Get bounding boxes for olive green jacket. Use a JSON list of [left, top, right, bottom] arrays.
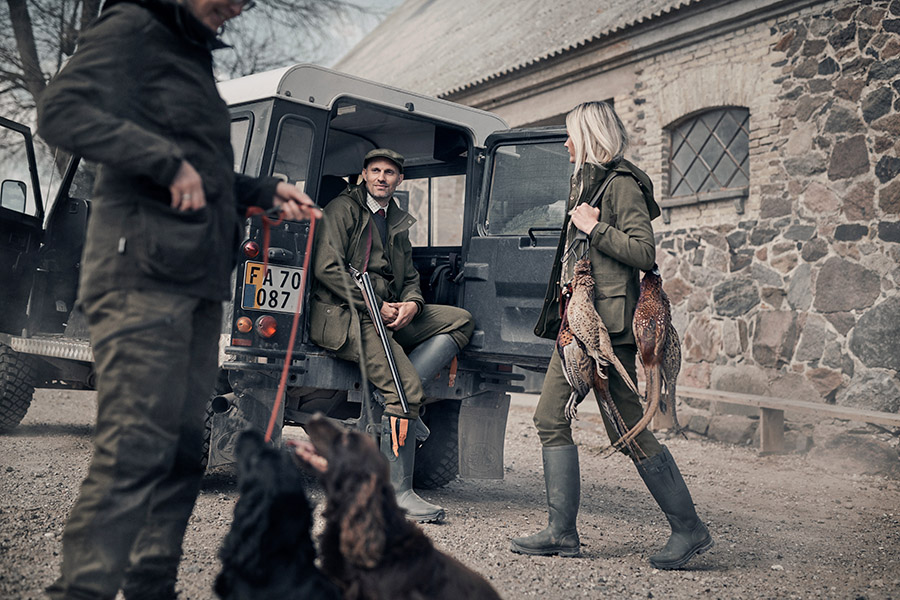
[[309, 183, 424, 350], [534, 159, 660, 346]]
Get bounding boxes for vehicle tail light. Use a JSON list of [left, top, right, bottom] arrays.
[[236, 316, 252, 333], [231, 337, 251, 347], [242, 241, 260, 258], [256, 315, 277, 338]]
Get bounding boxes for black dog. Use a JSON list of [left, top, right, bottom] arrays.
[[215, 430, 341, 600], [291, 415, 502, 600]]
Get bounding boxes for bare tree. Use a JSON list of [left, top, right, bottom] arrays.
[[0, 0, 374, 125]]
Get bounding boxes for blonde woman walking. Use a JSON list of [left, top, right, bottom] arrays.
[[510, 101, 713, 569]]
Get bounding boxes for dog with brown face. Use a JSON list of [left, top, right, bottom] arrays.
[[291, 415, 502, 600]]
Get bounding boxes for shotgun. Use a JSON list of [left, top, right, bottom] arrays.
[[348, 265, 410, 414]]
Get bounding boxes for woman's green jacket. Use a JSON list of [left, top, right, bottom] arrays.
[[534, 159, 661, 347]]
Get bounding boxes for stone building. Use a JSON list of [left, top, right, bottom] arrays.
[[336, 0, 900, 422]]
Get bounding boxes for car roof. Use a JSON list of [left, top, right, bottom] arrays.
[[217, 64, 508, 147]]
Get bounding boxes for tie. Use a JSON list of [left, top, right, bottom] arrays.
[[372, 208, 388, 245]]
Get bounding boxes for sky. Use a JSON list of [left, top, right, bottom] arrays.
[[314, 0, 403, 67]]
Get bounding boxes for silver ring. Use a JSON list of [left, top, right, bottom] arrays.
[[181, 193, 192, 200]]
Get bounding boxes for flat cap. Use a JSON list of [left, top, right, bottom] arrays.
[[363, 148, 405, 173]]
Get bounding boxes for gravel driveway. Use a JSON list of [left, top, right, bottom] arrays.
[[1, 389, 899, 599]]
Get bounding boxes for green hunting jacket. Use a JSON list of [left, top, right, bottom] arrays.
[[534, 159, 660, 347], [37, 0, 280, 303], [309, 182, 424, 351]]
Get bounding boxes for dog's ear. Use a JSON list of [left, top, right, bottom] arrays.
[[339, 473, 385, 569]]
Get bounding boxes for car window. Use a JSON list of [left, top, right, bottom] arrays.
[[272, 117, 315, 191], [230, 115, 252, 173], [397, 174, 465, 247], [485, 141, 572, 236]]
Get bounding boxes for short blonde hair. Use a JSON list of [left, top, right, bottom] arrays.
[[565, 101, 628, 171]]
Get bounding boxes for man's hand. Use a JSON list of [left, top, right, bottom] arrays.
[[169, 160, 206, 211], [273, 182, 322, 221], [384, 301, 418, 330], [380, 301, 399, 324], [569, 203, 600, 235]]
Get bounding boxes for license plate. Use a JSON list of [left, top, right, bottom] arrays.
[[241, 261, 305, 314]]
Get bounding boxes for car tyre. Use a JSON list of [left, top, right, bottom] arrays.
[[0, 344, 36, 433], [414, 399, 460, 490]]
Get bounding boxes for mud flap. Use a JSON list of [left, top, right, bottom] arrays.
[[458, 392, 510, 479], [207, 389, 283, 468]]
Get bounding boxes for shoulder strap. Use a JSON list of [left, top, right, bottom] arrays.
[[585, 172, 619, 209], [562, 172, 623, 260], [346, 203, 375, 273], [362, 225, 372, 272]]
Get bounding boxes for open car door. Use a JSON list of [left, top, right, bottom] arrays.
[[461, 127, 572, 369], [0, 117, 45, 337]]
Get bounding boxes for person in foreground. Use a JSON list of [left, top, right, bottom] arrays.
[[309, 149, 474, 524], [509, 101, 713, 569], [37, 0, 319, 597]]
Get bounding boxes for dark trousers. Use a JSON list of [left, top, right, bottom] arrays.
[[48, 290, 221, 600], [335, 304, 473, 419], [533, 345, 662, 457]]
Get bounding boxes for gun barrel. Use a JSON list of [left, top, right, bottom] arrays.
[[350, 266, 410, 414]]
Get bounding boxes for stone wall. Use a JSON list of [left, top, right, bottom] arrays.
[[617, 0, 900, 414]]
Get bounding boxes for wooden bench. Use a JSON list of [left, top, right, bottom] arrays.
[[654, 386, 900, 454]]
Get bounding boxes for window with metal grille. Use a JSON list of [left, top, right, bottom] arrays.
[[663, 107, 749, 219]]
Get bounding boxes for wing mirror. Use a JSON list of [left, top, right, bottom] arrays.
[[0, 179, 27, 213]]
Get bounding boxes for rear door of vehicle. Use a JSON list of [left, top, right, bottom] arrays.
[[460, 128, 572, 369], [226, 98, 330, 352], [0, 117, 45, 337]]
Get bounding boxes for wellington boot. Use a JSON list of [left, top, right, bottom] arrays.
[[408, 334, 460, 385], [380, 415, 445, 523], [510, 445, 581, 557], [637, 446, 714, 569]]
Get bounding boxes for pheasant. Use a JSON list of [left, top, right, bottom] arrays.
[[555, 306, 594, 421], [661, 320, 683, 432], [610, 265, 682, 454], [562, 258, 643, 457]]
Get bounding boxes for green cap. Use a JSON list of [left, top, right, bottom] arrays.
[[363, 148, 405, 173]]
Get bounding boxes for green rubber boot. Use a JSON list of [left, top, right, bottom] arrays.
[[510, 445, 581, 557], [380, 415, 445, 523], [637, 446, 714, 569]]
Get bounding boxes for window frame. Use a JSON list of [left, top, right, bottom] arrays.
[[660, 106, 750, 222]]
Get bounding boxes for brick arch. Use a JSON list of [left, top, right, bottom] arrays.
[[655, 63, 765, 128]]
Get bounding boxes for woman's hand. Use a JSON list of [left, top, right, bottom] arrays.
[[169, 160, 206, 211], [273, 182, 323, 221], [569, 203, 600, 235]]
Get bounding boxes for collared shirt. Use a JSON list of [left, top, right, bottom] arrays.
[[366, 194, 390, 214]]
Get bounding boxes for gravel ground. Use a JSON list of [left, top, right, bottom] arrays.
[[2, 389, 899, 600]]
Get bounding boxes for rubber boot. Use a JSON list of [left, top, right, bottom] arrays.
[[636, 446, 714, 569], [407, 334, 460, 442], [408, 333, 459, 384], [380, 415, 445, 523], [509, 445, 581, 557]]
